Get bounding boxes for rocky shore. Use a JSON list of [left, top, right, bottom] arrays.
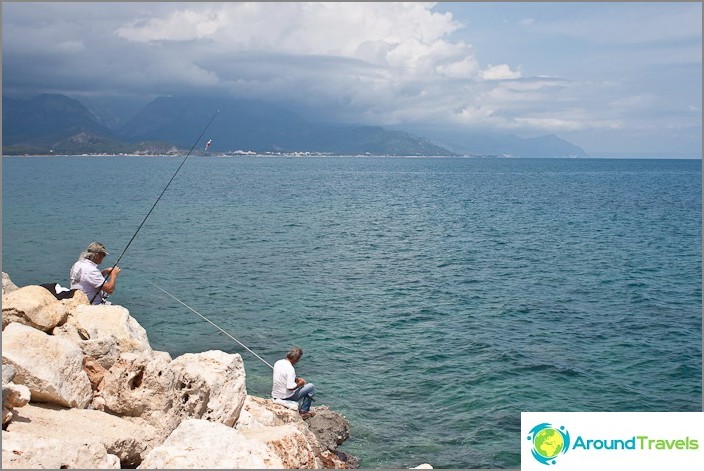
[[1, 272, 359, 469]]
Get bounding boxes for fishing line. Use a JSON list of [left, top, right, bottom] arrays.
[[129, 271, 274, 370], [91, 110, 220, 303]]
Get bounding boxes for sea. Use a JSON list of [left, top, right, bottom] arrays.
[[2, 155, 702, 469]]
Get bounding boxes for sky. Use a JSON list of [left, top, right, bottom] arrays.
[[1, 2, 702, 158]]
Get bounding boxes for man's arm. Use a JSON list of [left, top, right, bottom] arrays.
[[100, 267, 121, 294]]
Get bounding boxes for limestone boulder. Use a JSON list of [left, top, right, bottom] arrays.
[[2, 430, 120, 469], [4, 402, 158, 468], [1, 285, 70, 332], [138, 419, 285, 469], [2, 382, 31, 425], [236, 395, 302, 430], [71, 304, 152, 353], [99, 352, 176, 419], [100, 349, 248, 441], [2, 272, 18, 295], [52, 322, 89, 343], [236, 396, 357, 469], [241, 424, 320, 469], [169, 350, 247, 427], [79, 335, 121, 370], [2, 322, 92, 408]]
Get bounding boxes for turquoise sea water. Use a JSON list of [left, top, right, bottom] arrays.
[[2, 156, 702, 468]]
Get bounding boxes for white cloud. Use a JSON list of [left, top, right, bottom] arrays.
[[116, 8, 227, 42], [480, 64, 522, 81]]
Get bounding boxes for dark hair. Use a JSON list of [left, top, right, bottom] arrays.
[[286, 346, 303, 361]]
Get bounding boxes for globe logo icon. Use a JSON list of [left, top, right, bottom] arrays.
[[527, 423, 570, 465]]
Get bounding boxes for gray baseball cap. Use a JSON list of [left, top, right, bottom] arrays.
[[86, 242, 109, 255]]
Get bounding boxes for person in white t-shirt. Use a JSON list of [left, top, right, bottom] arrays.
[[271, 346, 316, 419], [70, 242, 121, 304]]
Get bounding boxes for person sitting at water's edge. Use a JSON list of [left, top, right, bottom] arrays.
[[70, 242, 121, 305], [272, 346, 317, 419]]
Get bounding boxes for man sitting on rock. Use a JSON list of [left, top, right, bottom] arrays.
[[69, 242, 121, 305], [272, 346, 316, 419]]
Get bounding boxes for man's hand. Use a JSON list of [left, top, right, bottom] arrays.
[[102, 266, 121, 277], [296, 377, 306, 387]]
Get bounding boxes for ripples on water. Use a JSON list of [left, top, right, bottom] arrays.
[[3, 156, 701, 468]]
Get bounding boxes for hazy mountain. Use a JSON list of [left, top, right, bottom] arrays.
[[413, 128, 588, 158], [3, 93, 586, 157], [80, 95, 151, 130], [2, 94, 113, 146], [117, 96, 455, 156]]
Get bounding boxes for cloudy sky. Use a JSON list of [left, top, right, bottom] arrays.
[[2, 2, 701, 157]]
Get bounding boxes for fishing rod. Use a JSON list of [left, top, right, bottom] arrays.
[[130, 270, 274, 370], [90, 110, 220, 303]]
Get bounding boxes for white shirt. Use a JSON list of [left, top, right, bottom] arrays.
[[70, 258, 106, 304], [271, 359, 297, 399]]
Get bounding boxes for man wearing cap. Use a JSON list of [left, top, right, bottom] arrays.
[[69, 242, 121, 304]]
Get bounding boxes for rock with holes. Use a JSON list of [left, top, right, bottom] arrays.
[[169, 350, 247, 427], [2, 430, 121, 469], [4, 402, 158, 468], [2, 322, 93, 408], [98, 351, 197, 440], [1, 285, 72, 332], [138, 419, 285, 469], [71, 304, 152, 353], [100, 349, 249, 440], [99, 351, 175, 420]]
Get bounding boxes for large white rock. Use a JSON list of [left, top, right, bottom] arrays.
[[138, 419, 284, 469], [5, 402, 158, 468], [236, 395, 301, 430], [72, 304, 152, 353], [79, 335, 121, 370], [100, 349, 248, 442], [2, 430, 120, 469], [235, 396, 354, 468], [241, 424, 320, 469], [169, 350, 247, 427], [100, 352, 176, 419], [2, 322, 93, 408], [1, 285, 71, 332]]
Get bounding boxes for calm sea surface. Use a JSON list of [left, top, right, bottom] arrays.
[[2, 156, 702, 468]]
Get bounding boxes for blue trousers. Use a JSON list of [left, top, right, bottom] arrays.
[[286, 383, 316, 412]]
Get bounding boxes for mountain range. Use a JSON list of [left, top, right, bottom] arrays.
[[2, 94, 587, 157]]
